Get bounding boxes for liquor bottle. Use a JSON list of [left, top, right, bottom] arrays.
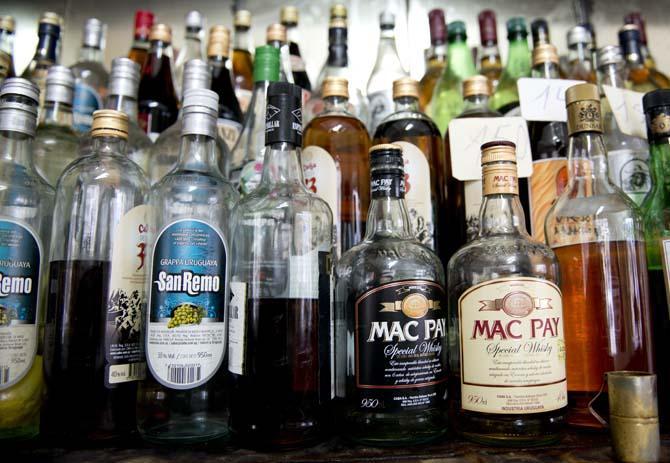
[[619, 25, 670, 92], [491, 17, 531, 115], [33, 66, 78, 186], [531, 18, 551, 48], [314, 4, 348, 90], [0, 78, 54, 442], [544, 83, 654, 428], [174, 10, 205, 100], [128, 10, 154, 67], [137, 88, 238, 444], [419, 9, 447, 111], [229, 82, 332, 449], [266, 24, 294, 85], [367, 11, 407, 133], [43, 109, 150, 441], [477, 10, 503, 91], [230, 46, 280, 193], [374, 78, 445, 255], [565, 26, 596, 84], [527, 44, 568, 243], [598, 45, 650, 205], [429, 21, 477, 134], [232, 10, 254, 114], [334, 143, 448, 445], [302, 77, 370, 256], [640, 89, 670, 427], [0, 16, 16, 83], [71, 18, 109, 133], [443, 75, 501, 260], [138, 24, 179, 142], [280, 6, 311, 95], [207, 26, 243, 151], [22, 13, 62, 112], [448, 140, 567, 445], [624, 12, 656, 70]]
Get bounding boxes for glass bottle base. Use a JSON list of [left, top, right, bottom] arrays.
[[0, 424, 39, 442], [138, 417, 228, 445], [343, 408, 448, 447]]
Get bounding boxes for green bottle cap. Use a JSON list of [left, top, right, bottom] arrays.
[[506, 17, 528, 39], [447, 21, 467, 41], [253, 45, 280, 83]]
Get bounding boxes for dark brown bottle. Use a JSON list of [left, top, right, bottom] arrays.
[[281, 6, 312, 94]]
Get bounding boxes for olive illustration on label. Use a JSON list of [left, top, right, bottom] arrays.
[[0, 305, 14, 326], [167, 303, 205, 329]]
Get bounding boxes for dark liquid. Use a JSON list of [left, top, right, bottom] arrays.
[[138, 44, 178, 136], [229, 298, 324, 449], [42, 260, 138, 441], [289, 41, 311, 92], [649, 268, 670, 429], [210, 57, 242, 124]]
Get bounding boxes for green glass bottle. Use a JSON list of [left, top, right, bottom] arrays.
[[429, 21, 476, 134], [491, 17, 531, 115]]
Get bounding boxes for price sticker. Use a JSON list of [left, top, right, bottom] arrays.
[[603, 85, 647, 139], [448, 117, 533, 181], [518, 78, 585, 122]]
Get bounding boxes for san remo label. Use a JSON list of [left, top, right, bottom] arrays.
[[458, 276, 567, 414]]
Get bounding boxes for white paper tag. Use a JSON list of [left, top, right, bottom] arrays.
[[518, 77, 586, 122], [447, 117, 533, 181], [603, 85, 647, 139], [227, 281, 247, 376]]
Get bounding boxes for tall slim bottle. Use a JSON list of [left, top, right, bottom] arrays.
[[619, 25, 670, 92], [477, 10, 503, 91], [302, 77, 370, 256], [491, 18, 531, 115], [22, 13, 62, 112], [0, 78, 54, 442], [280, 6, 311, 95], [531, 19, 551, 48], [43, 110, 150, 441], [565, 26, 596, 84], [128, 10, 154, 67], [544, 83, 654, 428], [366, 11, 407, 133], [0, 16, 16, 83], [232, 10, 254, 114], [229, 82, 332, 449], [624, 12, 658, 70], [266, 24, 294, 85], [138, 24, 179, 142], [138, 88, 239, 443], [314, 4, 348, 90], [174, 11, 205, 100], [419, 9, 447, 111]]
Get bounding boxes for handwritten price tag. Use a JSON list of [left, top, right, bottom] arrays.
[[518, 77, 585, 122], [448, 117, 533, 181], [603, 85, 647, 139]]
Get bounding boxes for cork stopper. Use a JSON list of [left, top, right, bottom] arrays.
[[566, 83, 602, 134], [208, 25, 230, 58], [149, 23, 172, 43], [393, 78, 419, 100], [40, 12, 62, 26], [281, 6, 299, 25], [234, 10, 251, 28], [0, 16, 15, 32], [323, 77, 349, 99], [481, 141, 518, 196], [266, 23, 287, 43], [462, 75, 491, 98], [532, 44, 559, 66], [330, 4, 347, 20], [91, 109, 128, 139]]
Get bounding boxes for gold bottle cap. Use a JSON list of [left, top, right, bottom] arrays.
[[481, 141, 518, 195], [532, 43, 559, 66], [481, 140, 517, 164], [393, 77, 419, 100], [0, 16, 15, 32], [330, 4, 348, 20], [208, 25, 230, 57], [266, 23, 287, 43], [323, 77, 349, 99], [281, 6, 299, 25], [40, 12, 62, 26], [462, 75, 491, 98], [91, 110, 129, 139], [566, 83, 602, 134], [149, 24, 172, 43], [234, 10, 252, 28], [329, 18, 347, 29], [370, 143, 401, 154]]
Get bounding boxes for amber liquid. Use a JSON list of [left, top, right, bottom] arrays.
[[419, 59, 445, 112], [554, 241, 654, 428], [479, 55, 503, 88], [232, 49, 253, 94], [138, 45, 179, 137], [303, 113, 370, 254]]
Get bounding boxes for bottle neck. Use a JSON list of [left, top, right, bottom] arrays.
[[569, 42, 591, 65], [478, 191, 528, 237], [567, 131, 610, 182], [0, 29, 14, 56], [105, 94, 139, 121], [79, 44, 103, 63], [176, 133, 220, 174], [531, 61, 560, 79], [375, 27, 402, 68], [448, 36, 475, 80], [598, 62, 627, 89], [364, 193, 414, 241], [504, 35, 531, 77], [149, 40, 171, 61], [323, 95, 350, 113], [0, 130, 33, 169], [327, 28, 348, 67], [285, 23, 299, 46], [34, 31, 59, 63], [624, 48, 645, 69], [393, 96, 419, 112], [182, 29, 203, 57], [40, 101, 73, 126], [234, 26, 251, 51], [260, 141, 305, 187], [91, 135, 128, 156], [462, 94, 491, 112], [648, 138, 670, 200]]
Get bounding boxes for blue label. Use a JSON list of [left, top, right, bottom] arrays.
[[73, 82, 102, 132]]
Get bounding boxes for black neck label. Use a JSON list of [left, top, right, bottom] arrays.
[[371, 174, 405, 199]]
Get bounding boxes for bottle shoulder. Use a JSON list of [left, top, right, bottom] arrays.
[[375, 111, 441, 138], [35, 124, 79, 145], [305, 112, 369, 135], [0, 161, 55, 201], [152, 171, 238, 209], [236, 184, 333, 220], [59, 152, 150, 193]]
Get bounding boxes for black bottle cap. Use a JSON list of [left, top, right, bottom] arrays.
[[369, 144, 405, 199], [531, 18, 549, 45], [618, 25, 642, 55], [643, 89, 670, 142], [265, 81, 302, 146]]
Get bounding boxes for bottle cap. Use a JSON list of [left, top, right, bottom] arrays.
[[462, 75, 491, 98], [481, 140, 517, 164], [329, 18, 347, 29], [134, 10, 154, 39], [182, 59, 211, 94], [281, 6, 299, 25], [392, 77, 419, 100], [567, 25, 592, 47], [478, 10, 497, 44], [532, 44, 559, 66], [643, 89, 670, 142], [91, 109, 128, 139], [108, 57, 141, 99], [531, 18, 550, 46], [185, 10, 204, 29], [40, 12, 62, 27], [369, 144, 405, 199], [0, 77, 39, 103], [38, 12, 61, 37], [618, 24, 642, 55], [182, 88, 219, 137], [448, 21, 467, 41], [379, 11, 395, 28], [481, 141, 518, 196], [330, 4, 347, 20], [0, 16, 15, 33], [266, 23, 287, 43], [597, 45, 623, 67], [253, 45, 280, 83], [0, 78, 39, 136], [265, 82, 302, 146], [45, 65, 74, 104], [566, 83, 602, 134], [428, 9, 447, 45], [207, 25, 230, 58], [624, 12, 647, 45], [322, 77, 349, 99], [234, 10, 252, 28], [506, 17, 527, 39], [82, 18, 105, 49], [149, 24, 172, 43]]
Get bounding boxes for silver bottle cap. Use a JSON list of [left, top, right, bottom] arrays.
[[567, 25, 592, 47], [182, 59, 211, 94], [181, 88, 218, 137], [45, 65, 74, 104], [82, 18, 105, 49], [108, 57, 140, 98], [597, 45, 623, 67], [380, 11, 395, 27], [0, 78, 39, 136], [185, 10, 204, 29]]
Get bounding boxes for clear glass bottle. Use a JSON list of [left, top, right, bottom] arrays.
[[419, 9, 447, 112], [128, 10, 154, 68], [229, 82, 332, 449], [232, 10, 254, 114], [280, 6, 311, 95], [70, 18, 109, 133], [42, 110, 150, 441], [366, 11, 407, 133], [619, 25, 670, 93], [137, 88, 239, 444], [491, 17, 531, 115], [335, 143, 448, 446], [22, 13, 62, 113], [0, 16, 16, 83], [174, 10, 205, 101], [597, 45, 650, 206], [314, 4, 347, 90], [477, 10, 503, 91], [266, 23, 294, 85], [448, 140, 567, 446], [624, 12, 659, 72], [544, 83, 654, 428], [565, 26, 596, 84], [0, 78, 54, 442], [33, 66, 79, 187]]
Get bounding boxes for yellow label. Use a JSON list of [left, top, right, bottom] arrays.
[[567, 100, 602, 134], [482, 165, 518, 195], [529, 158, 569, 243], [459, 276, 567, 414]]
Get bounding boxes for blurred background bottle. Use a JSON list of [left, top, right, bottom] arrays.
[[0, 16, 16, 84], [491, 17, 531, 115], [477, 10, 502, 91], [174, 10, 205, 100], [127, 10, 154, 67], [232, 10, 253, 114], [419, 9, 447, 111]]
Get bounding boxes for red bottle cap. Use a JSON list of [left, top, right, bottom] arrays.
[[134, 10, 154, 39], [478, 9, 498, 45], [428, 9, 446, 45], [624, 12, 647, 45]]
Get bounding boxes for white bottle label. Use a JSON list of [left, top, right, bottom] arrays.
[[603, 85, 647, 138], [368, 90, 393, 132], [607, 148, 651, 205], [463, 179, 483, 242], [518, 77, 586, 122], [227, 281, 247, 375]]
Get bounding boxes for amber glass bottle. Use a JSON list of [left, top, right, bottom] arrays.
[[477, 10, 503, 91], [232, 10, 254, 113], [419, 9, 447, 111], [128, 10, 153, 67]]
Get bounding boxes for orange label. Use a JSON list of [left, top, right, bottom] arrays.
[[529, 158, 568, 243]]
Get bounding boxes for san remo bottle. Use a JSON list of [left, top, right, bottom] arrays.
[[335, 144, 448, 446]]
